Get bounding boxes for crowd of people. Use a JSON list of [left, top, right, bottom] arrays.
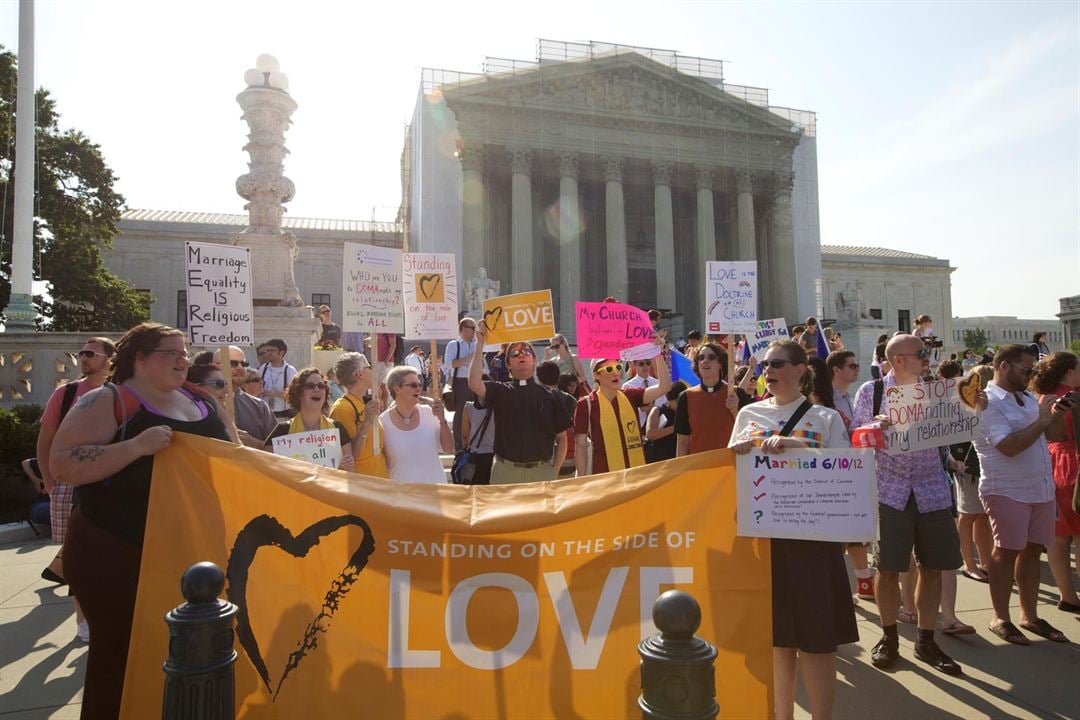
[[27, 311, 1079, 719]]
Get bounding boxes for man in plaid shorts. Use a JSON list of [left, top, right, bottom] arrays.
[[35, 337, 115, 643]]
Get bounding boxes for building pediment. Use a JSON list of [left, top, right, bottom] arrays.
[[441, 52, 800, 138]]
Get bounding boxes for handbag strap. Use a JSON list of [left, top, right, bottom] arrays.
[[778, 399, 813, 438], [466, 407, 493, 451]]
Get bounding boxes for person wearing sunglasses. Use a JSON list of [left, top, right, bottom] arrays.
[[468, 325, 572, 485], [622, 358, 663, 428], [851, 333, 964, 675], [730, 340, 857, 720], [329, 352, 389, 478], [317, 305, 343, 348], [49, 323, 232, 718], [186, 364, 229, 402], [212, 345, 275, 450], [265, 368, 355, 472], [971, 345, 1072, 645], [379, 366, 452, 483], [33, 336, 117, 643], [544, 334, 588, 393], [675, 342, 739, 457], [575, 353, 669, 477]]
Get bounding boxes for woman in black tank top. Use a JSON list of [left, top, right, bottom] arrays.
[[50, 323, 229, 720]]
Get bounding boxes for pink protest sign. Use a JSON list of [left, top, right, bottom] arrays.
[[575, 301, 655, 358]]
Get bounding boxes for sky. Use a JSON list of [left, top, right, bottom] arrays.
[[1, 0, 1077, 321]]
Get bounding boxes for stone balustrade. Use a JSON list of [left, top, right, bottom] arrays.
[[0, 333, 119, 408]]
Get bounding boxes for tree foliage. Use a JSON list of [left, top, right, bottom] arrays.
[[963, 327, 989, 354], [0, 46, 150, 330]]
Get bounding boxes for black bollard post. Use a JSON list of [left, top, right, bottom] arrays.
[[638, 589, 719, 720], [162, 561, 238, 720]]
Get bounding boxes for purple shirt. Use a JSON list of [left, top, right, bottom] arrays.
[[852, 373, 952, 513]]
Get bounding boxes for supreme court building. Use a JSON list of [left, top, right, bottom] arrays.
[[405, 40, 822, 336]]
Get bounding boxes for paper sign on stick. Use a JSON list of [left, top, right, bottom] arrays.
[[737, 449, 878, 542], [184, 241, 254, 346], [402, 253, 458, 340], [705, 261, 758, 334], [575, 301, 655, 358], [620, 341, 662, 362], [342, 243, 404, 334], [883, 378, 981, 454], [748, 318, 791, 360], [271, 428, 343, 469], [481, 290, 555, 350]]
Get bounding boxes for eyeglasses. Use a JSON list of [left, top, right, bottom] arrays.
[[507, 347, 534, 358], [635, 361, 651, 367], [229, 359, 249, 368], [77, 350, 106, 359], [763, 359, 801, 369], [148, 349, 190, 362], [845, 363, 861, 370], [303, 382, 329, 391], [399, 381, 423, 389], [243, 378, 263, 385], [201, 379, 227, 390], [462, 325, 476, 330], [1008, 361, 1035, 377], [896, 349, 932, 360], [550, 342, 562, 349], [595, 364, 622, 375]]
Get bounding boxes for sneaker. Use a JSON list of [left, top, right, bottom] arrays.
[[870, 636, 899, 669], [856, 576, 875, 601], [913, 640, 962, 676], [76, 621, 90, 644]]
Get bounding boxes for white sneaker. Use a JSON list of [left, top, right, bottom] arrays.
[[76, 621, 90, 644]]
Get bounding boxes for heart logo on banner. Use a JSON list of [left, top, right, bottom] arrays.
[[957, 372, 983, 409], [418, 274, 442, 302], [483, 306, 503, 332], [226, 514, 376, 700]]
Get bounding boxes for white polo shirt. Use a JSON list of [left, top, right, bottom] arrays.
[[973, 382, 1054, 503]]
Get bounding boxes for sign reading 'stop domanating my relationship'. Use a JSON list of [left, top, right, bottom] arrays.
[[883, 377, 981, 454], [184, 241, 253, 346]]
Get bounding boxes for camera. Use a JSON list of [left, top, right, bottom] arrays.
[[922, 335, 944, 349]]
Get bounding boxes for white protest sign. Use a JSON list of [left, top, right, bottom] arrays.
[[271, 428, 344, 469], [705, 261, 758, 334], [342, 243, 404, 334], [748, 318, 791, 360], [619, 341, 662, 362], [883, 377, 981, 454], [184, 241, 253, 346], [402, 253, 458, 339], [737, 449, 878, 542]]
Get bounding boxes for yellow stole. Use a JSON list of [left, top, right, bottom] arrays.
[[288, 414, 336, 433], [598, 390, 645, 471]]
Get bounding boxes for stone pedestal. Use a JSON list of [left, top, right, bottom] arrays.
[[253, 306, 321, 370], [833, 320, 888, 386]]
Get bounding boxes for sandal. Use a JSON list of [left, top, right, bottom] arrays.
[[941, 619, 976, 635], [897, 608, 917, 624], [989, 621, 1030, 645], [1019, 619, 1068, 643], [960, 568, 989, 583]]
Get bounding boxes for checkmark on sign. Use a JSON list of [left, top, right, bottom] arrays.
[[753, 475, 765, 487], [754, 492, 767, 501]]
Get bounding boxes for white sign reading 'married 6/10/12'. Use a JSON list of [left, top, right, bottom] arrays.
[[184, 241, 254, 346], [705, 261, 758, 334]]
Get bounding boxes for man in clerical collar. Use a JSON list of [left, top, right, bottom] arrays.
[[576, 355, 669, 476], [675, 342, 738, 456], [468, 326, 571, 485]]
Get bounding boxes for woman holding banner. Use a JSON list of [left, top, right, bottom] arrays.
[[266, 368, 355, 472], [381, 366, 454, 483], [729, 340, 857, 720], [50, 323, 231, 719], [330, 352, 388, 477]]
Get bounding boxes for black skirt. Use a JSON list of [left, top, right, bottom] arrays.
[[772, 538, 859, 653]]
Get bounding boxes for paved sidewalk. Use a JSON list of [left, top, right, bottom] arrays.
[[1, 534, 1078, 719]]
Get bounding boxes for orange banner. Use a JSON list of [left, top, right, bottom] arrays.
[[122, 434, 771, 719]]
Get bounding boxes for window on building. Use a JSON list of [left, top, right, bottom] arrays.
[[177, 290, 187, 330], [312, 293, 331, 308], [869, 308, 883, 320], [898, 310, 910, 333]]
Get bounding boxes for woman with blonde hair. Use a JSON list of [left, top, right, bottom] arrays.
[[329, 352, 388, 477]]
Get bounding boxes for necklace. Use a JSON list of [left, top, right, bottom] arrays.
[[394, 406, 416, 425]]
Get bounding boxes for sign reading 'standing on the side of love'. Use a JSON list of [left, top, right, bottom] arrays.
[[184, 241, 254, 346]]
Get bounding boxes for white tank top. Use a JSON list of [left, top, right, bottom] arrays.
[[380, 407, 446, 484]]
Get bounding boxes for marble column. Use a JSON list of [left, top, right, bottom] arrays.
[[770, 171, 799, 324], [694, 165, 716, 327], [735, 169, 756, 262], [556, 151, 581, 335], [508, 146, 533, 294], [459, 144, 486, 280], [602, 155, 628, 301], [652, 161, 676, 311]]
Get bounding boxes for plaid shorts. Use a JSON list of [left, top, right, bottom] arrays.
[[49, 483, 75, 544]]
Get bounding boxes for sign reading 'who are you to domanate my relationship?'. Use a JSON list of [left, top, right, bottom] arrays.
[[705, 261, 758, 334], [184, 241, 253, 346], [402, 253, 458, 340], [341, 243, 404, 334], [737, 448, 878, 543], [883, 377, 981, 454]]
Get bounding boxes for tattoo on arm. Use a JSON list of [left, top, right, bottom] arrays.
[[69, 446, 105, 462]]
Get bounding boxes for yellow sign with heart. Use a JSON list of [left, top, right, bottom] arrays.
[[481, 289, 556, 348], [120, 434, 772, 719]]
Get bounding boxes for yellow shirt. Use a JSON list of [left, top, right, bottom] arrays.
[[329, 392, 389, 478]]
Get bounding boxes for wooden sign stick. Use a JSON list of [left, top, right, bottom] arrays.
[[367, 333, 380, 454], [430, 339, 439, 402], [728, 335, 737, 388]]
